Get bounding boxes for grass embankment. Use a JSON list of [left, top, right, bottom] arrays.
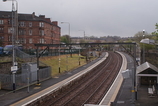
[[0, 56, 12, 62], [40, 54, 93, 77], [0, 54, 96, 77]]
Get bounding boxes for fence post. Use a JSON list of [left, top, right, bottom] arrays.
[[0, 81, 1, 90]]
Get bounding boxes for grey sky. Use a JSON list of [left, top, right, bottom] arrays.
[[1, 0, 158, 37]]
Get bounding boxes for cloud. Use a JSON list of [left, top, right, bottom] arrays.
[[1, 0, 158, 37]]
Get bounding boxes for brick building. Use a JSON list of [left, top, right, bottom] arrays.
[[0, 11, 60, 49]]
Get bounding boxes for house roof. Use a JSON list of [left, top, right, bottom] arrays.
[[0, 11, 12, 18], [0, 11, 60, 27], [137, 62, 158, 74]]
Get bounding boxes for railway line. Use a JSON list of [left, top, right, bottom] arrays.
[[26, 51, 122, 106], [9, 51, 125, 106]]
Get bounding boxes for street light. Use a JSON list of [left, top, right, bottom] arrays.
[[79, 30, 85, 41], [140, 38, 155, 63], [142, 29, 145, 63], [78, 46, 81, 65], [3, 0, 18, 92], [58, 44, 61, 73], [61, 22, 72, 57], [61, 22, 70, 43], [3, 0, 18, 42], [66, 55, 69, 71], [143, 29, 145, 35], [132, 44, 137, 103], [140, 38, 155, 44]]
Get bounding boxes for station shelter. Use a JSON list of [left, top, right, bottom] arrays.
[[136, 62, 158, 87]]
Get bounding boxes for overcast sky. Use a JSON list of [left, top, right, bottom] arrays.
[[1, 0, 158, 38]]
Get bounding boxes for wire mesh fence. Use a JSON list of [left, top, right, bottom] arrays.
[[0, 66, 51, 90]]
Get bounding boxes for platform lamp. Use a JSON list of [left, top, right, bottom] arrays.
[[58, 44, 61, 73], [61, 22, 72, 57], [3, 0, 18, 92], [142, 29, 145, 63], [127, 43, 137, 104], [3, 0, 18, 42], [79, 46, 81, 65], [61, 22, 70, 43], [79, 30, 85, 42]]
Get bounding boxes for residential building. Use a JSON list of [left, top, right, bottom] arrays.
[[71, 36, 122, 43], [0, 11, 60, 49]]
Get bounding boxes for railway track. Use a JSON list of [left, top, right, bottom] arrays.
[[28, 51, 122, 106]]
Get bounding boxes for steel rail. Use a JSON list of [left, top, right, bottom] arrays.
[[47, 55, 112, 106]]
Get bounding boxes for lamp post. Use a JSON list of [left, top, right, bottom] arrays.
[[3, 0, 18, 92], [58, 44, 61, 73], [142, 29, 145, 63], [61, 22, 70, 43], [3, 0, 18, 42], [61, 22, 72, 57], [131, 44, 137, 104], [140, 38, 155, 65], [78, 46, 81, 65], [79, 30, 85, 42], [66, 55, 69, 71]]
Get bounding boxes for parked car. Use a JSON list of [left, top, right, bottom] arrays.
[[28, 49, 36, 55], [0, 47, 4, 56], [3, 45, 23, 55]]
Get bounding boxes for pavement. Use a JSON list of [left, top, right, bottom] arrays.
[[0, 53, 106, 106]]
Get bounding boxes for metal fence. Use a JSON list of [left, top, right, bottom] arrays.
[[0, 66, 51, 90]]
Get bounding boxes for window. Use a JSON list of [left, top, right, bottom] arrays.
[[29, 38, 32, 43], [19, 38, 22, 43], [19, 30, 26, 35], [8, 20, 10, 24], [29, 30, 32, 35], [19, 22, 25, 27], [39, 30, 44, 36], [0, 20, 3, 24], [8, 36, 11, 41], [39, 38, 44, 43], [53, 26, 56, 31], [8, 28, 13, 33], [19, 38, 26, 44], [29, 22, 32, 27], [0, 36, 4, 40], [52, 33, 54, 37], [39, 22, 44, 27], [0, 27, 4, 33]]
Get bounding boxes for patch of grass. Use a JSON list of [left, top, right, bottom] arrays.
[[40, 54, 95, 77], [0, 56, 12, 62], [0, 54, 97, 77]]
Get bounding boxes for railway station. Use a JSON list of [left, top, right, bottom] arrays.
[[0, 43, 158, 106], [1, 0, 158, 105]]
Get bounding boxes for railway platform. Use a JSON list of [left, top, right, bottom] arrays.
[[110, 53, 158, 106], [86, 52, 158, 106]]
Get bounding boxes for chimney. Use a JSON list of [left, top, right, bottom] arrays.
[[45, 18, 51, 22], [52, 21, 58, 26], [39, 15, 45, 19], [32, 12, 35, 18]]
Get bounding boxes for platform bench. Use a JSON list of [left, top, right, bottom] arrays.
[[148, 88, 153, 95], [148, 87, 156, 97]]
